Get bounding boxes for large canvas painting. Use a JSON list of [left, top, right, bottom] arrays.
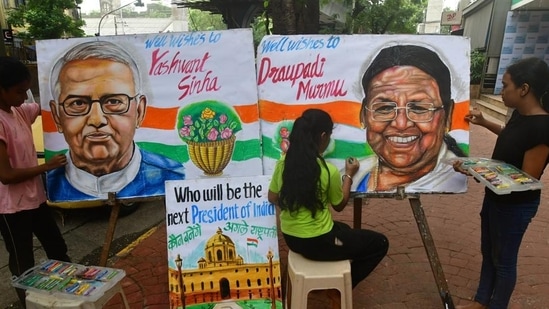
[[258, 34, 471, 194], [36, 29, 262, 202]]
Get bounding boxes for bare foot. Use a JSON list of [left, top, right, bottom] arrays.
[[456, 301, 488, 309]]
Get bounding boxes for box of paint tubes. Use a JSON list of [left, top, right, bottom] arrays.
[[448, 157, 543, 195], [12, 259, 125, 301]]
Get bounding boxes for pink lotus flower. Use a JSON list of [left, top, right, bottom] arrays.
[[207, 128, 219, 141], [178, 105, 241, 143], [221, 128, 233, 139], [280, 138, 290, 153], [183, 115, 193, 126], [280, 127, 290, 138], [219, 114, 228, 124], [179, 126, 191, 137]]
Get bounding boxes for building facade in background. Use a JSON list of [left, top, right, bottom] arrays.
[[85, 0, 188, 36], [100, 0, 121, 13], [460, 0, 549, 94], [417, 0, 444, 34]]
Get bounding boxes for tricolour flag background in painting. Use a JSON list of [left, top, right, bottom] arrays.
[[36, 29, 262, 202], [257, 34, 470, 194], [247, 237, 259, 247]]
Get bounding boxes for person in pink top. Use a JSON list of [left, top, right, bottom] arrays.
[[0, 56, 71, 306]]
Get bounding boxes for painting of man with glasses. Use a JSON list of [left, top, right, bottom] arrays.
[[354, 44, 467, 192], [46, 41, 185, 201]]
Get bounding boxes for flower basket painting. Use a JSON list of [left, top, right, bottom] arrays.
[[177, 101, 242, 176]]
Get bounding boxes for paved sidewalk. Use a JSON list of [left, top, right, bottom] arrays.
[[104, 123, 549, 309]]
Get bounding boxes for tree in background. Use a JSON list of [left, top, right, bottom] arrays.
[[146, 2, 173, 18], [470, 48, 486, 85], [268, 0, 320, 34], [264, 0, 425, 35], [350, 0, 426, 34], [187, 8, 227, 31], [7, 0, 85, 41], [251, 14, 273, 46], [186, 8, 274, 47]]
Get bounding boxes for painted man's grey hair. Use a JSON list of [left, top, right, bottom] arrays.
[[50, 40, 141, 102]]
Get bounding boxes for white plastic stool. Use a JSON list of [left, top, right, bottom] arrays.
[[286, 250, 353, 309], [25, 281, 130, 309]]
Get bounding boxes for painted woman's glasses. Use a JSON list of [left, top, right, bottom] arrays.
[[365, 102, 443, 123]]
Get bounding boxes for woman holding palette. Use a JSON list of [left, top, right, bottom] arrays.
[[454, 57, 549, 309]]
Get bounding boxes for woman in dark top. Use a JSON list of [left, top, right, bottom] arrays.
[[455, 57, 549, 309]]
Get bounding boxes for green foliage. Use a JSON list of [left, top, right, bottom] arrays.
[[117, 7, 142, 18], [146, 3, 172, 18], [82, 11, 102, 18], [187, 9, 227, 31], [6, 0, 85, 41], [187, 8, 270, 49], [470, 48, 486, 84], [251, 15, 273, 46], [350, 0, 427, 34], [177, 100, 242, 143]]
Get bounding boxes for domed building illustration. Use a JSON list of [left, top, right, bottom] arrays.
[[201, 227, 244, 268], [169, 227, 282, 308]]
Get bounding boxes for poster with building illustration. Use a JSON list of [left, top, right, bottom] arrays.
[[258, 34, 471, 194], [165, 176, 282, 309], [36, 29, 262, 203]]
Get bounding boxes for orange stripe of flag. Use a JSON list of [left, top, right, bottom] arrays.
[[141, 107, 178, 129], [234, 104, 259, 124], [143, 105, 259, 130], [41, 104, 260, 133], [42, 101, 468, 133], [260, 100, 471, 131], [259, 100, 362, 128], [451, 100, 470, 131], [41, 111, 57, 133]]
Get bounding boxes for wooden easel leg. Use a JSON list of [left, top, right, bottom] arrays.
[[99, 192, 121, 267], [353, 197, 362, 229], [408, 197, 455, 309]]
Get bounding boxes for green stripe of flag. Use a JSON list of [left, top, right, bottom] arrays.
[[458, 143, 469, 156], [262, 136, 374, 160], [44, 139, 468, 163], [45, 139, 262, 163]]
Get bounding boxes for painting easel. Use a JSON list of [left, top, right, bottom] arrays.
[[98, 193, 164, 267], [98, 192, 121, 266], [352, 187, 455, 309]]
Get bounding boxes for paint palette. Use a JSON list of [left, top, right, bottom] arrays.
[[11, 259, 125, 301], [456, 157, 543, 195]]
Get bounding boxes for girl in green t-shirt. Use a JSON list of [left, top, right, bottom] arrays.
[[268, 108, 388, 290]]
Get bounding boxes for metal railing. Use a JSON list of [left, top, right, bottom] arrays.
[[4, 44, 36, 62]]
